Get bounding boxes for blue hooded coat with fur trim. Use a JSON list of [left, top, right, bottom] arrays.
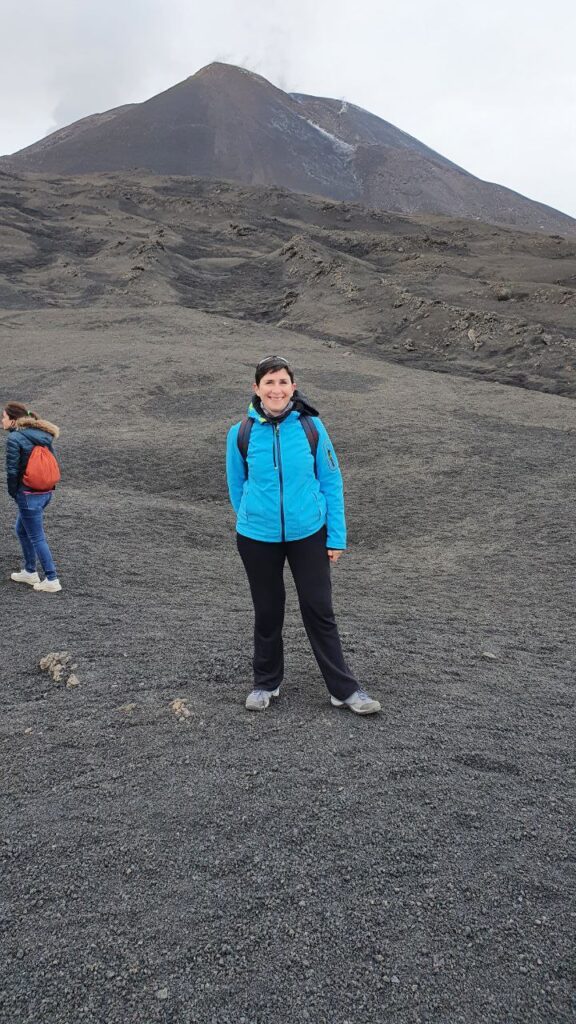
[[5, 416, 60, 498]]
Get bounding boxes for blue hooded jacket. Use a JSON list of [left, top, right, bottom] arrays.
[[5, 416, 60, 498], [226, 393, 347, 548]]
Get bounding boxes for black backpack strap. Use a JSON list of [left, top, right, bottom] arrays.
[[237, 416, 253, 476], [300, 415, 319, 472]]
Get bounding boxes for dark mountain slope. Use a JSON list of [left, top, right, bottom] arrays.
[[2, 63, 575, 236], [5, 104, 137, 162], [2, 65, 356, 198], [292, 92, 576, 230], [291, 93, 465, 169]]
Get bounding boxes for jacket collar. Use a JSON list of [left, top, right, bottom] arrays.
[[248, 389, 319, 425]]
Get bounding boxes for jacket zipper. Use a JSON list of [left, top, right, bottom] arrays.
[[275, 424, 286, 541]]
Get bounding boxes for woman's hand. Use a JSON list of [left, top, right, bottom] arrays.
[[327, 549, 343, 563]]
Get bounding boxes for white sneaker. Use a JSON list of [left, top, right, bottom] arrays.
[[11, 570, 40, 586], [331, 689, 381, 715], [245, 686, 280, 711], [33, 578, 62, 593]]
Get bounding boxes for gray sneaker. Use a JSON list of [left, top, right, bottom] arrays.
[[331, 689, 381, 715], [245, 686, 280, 711]]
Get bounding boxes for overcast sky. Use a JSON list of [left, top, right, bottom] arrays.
[[1, 0, 575, 216]]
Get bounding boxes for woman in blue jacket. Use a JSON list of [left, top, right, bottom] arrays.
[[2, 401, 62, 593], [226, 356, 380, 714]]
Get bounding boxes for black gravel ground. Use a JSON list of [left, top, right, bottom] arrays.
[[1, 307, 575, 1023]]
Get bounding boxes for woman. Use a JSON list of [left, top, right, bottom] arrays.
[[226, 355, 380, 714], [2, 401, 62, 593]]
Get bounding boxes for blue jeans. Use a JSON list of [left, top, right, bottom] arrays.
[[14, 489, 58, 580]]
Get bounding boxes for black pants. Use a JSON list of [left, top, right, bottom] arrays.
[[236, 527, 358, 701]]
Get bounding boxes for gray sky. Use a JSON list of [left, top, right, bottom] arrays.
[[1, 0, 575, 216]]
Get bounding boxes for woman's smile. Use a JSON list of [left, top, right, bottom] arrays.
[[254, 369, 296, 412]]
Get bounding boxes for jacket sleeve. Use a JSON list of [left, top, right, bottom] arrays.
[[6, 434, 22, 498], [315, 418, 347, 550], [226, 423, 246, 513]]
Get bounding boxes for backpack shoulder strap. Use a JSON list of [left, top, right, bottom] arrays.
[[299, 415, 319, 469], [237, 417, 253, 473], [299, 414, 319, 455]]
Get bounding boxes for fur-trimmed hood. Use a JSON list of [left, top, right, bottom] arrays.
[[14, 416, 60, 439]]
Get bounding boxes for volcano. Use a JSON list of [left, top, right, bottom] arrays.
[[2, 62, 574, 236]]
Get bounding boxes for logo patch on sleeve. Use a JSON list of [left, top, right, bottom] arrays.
[[325, 444, 337, 471]]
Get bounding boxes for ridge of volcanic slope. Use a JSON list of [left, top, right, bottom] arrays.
[[292, 93, 576, 234], [2, 62, 575, 236], [0, 106, 137, 166], [0, 171, 575, 396], [2, 63, 357, 199]]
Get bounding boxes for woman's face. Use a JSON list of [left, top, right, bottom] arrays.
[[253, 369, 296, 414], [1, 410, 13, 430]]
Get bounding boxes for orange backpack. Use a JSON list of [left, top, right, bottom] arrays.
[[22, 446, 61, 491]]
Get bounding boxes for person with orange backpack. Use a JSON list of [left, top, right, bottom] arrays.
[[2, 401, 62, 593]]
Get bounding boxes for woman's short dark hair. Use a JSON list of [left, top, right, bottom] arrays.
[[4, 401, 37, 421], [255, 355, 294, 385]]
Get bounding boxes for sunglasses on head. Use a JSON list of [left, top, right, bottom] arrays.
[[256, 355, 290, 369]]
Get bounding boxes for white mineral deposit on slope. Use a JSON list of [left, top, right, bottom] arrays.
[[301, 117, 356, 156]]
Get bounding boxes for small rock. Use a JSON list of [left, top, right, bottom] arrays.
[[156, 987, 169, 1000], [39, 651, 80, 688], [170, 698, 192, 720]]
